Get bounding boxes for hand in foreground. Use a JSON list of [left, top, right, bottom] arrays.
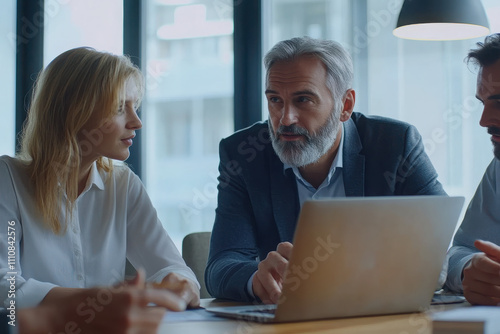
[[153, 272, 201, 308], [462, 239, 500, 306], [28, 269, 186, 334], [252, 242, 293, 304]]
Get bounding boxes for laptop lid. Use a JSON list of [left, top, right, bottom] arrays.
[[207, 196, 464, 323], [274, 195, 464, 322]]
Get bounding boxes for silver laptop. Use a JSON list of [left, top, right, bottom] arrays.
[[206, 196, 465, 323]]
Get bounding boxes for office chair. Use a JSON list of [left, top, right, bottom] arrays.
[[182, 231, 212, 298]]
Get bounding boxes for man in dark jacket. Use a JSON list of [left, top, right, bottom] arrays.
[[206, 36, 446, 303]]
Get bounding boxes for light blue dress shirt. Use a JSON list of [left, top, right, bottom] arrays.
[[446, 158, 500, 292]]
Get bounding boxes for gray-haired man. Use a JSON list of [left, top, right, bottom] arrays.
[[206, 36, 446, 303]]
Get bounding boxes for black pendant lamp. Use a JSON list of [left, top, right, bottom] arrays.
[[393, 0, 490, 41]]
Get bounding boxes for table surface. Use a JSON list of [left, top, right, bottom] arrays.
[[158, 298, 467, 334]]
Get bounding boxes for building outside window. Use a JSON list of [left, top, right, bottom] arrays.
[[0, 0, 16, 157], [7, 0, 499, 249], [43, 0, 123, 65], [143, 0, 234, 248]]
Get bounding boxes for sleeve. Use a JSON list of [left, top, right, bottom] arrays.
[[0, 159, 23, 308], [395, 125, 447, 196], [446, 159, 500, 292], [124, 170, 199, 287], [204, 139, 260, 302], [0, 159, 57, 309]]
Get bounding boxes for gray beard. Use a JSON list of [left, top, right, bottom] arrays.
[[269, 109, 341, 168]]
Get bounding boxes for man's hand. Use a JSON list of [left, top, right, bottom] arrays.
[[154, 272, 201, 308], [252, 242, 293, 304], [462, 239, 500, 305]]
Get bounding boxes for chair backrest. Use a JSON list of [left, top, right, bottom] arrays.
[[182, 231, 212, 298]]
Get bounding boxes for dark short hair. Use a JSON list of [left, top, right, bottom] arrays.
[[467, 33, 500, 67]]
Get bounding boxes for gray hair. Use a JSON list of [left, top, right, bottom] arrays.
[[264, 36, 354, 101]]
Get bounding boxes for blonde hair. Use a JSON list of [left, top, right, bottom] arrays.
[[19, 47, 144, 234]]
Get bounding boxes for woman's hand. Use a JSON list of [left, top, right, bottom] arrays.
[[33, 269, 187, 334], [153, 272, 201, 308]]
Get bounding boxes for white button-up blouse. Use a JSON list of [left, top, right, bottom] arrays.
[[0, 156, 198, 308]]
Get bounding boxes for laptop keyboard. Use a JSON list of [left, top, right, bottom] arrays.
[[247, 308, 276, 315]]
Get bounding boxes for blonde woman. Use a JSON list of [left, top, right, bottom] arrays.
[[0, 47, 199, 332]]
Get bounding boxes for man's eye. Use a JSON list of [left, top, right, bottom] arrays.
[[269, 97, 281, 103], [297, 96, 310, 102]]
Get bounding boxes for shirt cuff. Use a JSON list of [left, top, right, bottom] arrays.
[[446, 253, 474, 293], [149, 267, 201, 289], [246, 272, 256, 299], [16, 279, 58, 309]]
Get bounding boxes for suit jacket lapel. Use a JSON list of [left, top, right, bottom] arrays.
[[342, 118, 365, 196], [269, 149, 299, 243]]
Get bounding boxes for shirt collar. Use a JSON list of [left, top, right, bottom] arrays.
[[284, 123, 345, 185], [84, 162, 106, 192]]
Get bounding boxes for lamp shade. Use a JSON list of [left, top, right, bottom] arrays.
[[393, 0, 490, 41]]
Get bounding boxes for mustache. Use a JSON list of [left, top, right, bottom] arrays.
[[276, 124, 310, 138], [487, 127, 500, 136]]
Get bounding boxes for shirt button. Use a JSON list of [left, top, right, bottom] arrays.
[[75, 250, 80, 257], [77, 274, 83, 281], [73, 227, 78, 233]]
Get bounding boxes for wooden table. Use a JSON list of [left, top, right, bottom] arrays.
[[158, 299, 467, 334]]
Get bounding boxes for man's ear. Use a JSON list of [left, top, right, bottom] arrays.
[[340, 89, 355, 122]]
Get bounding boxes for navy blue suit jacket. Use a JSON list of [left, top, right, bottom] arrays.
[[205, 112, 446, 301]]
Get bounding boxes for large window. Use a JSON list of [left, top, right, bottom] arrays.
[[143, 0, 234, 248], [8, 0, 499, 249], [0, 0, 16, 156], [43, 0, 123, 65], [264, 0, 500, 209]]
